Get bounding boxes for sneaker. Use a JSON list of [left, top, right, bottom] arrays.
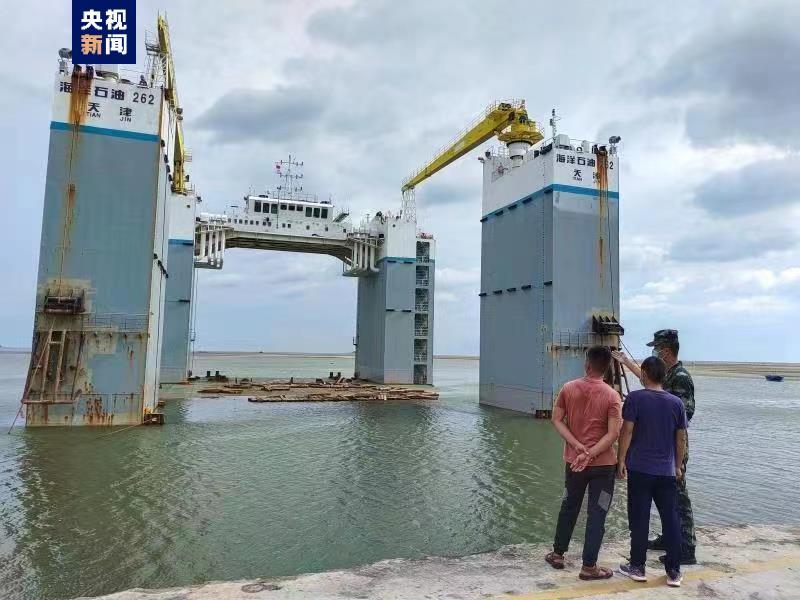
[[648, 535, 666, 551], [666, 569, 683, 587], [619, 562, 647, 582], [659, 553, 697, 566]]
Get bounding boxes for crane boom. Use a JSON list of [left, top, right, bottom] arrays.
[[401, 99, 543, 193], [156, 15, 188, 195]]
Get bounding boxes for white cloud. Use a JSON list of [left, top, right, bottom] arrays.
[[436, 266, 480, 288], [623, 293, 670, 312], [2, 0, 799, 361], [707, 295, 794, 314], [643, 277, 688, 295]]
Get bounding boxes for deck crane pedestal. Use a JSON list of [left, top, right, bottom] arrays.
[[405, 100, 622, 416]]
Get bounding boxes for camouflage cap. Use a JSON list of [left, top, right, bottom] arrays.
[[646, 329, 679, 347]]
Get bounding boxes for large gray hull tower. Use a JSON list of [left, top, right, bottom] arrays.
[[354, 237, 434, 385], [478, 136, 621, 415], [23, 67, 181, 425]]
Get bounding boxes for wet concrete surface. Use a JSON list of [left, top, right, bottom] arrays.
[[80, 524, 800, 599]]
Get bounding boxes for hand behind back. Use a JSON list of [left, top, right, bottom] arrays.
[[570, 451, 592, 472]]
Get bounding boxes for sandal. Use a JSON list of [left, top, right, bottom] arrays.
[[545, 551, 565, 570], [579, 565, 613, 580]]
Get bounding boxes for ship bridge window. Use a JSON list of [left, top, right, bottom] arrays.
[[321, 208, 328, 219], [271, 204, 277, 214], [313, 207, 320, 218], [254, 200, 262, 212], [289, 204, 296, 211], [306, 207, 312, 217], [280, 204, 287, 210]]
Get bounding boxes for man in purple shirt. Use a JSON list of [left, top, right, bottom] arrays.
[[617, 356, 688, 588]]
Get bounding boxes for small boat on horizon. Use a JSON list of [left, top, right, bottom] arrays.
[[765, 374, 784, 382]]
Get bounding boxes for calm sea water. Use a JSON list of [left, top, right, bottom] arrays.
[[0, 351, 798, 599]]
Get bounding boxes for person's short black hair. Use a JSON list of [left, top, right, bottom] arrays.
[[660, 339, 680, 356], [586, 345, 612, 375], [641, 356, 667, 384]]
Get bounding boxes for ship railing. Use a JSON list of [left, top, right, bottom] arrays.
[[414, 353, 428, 362], [414, 328, 429, 337], [415, 302, 429, 312], [549, 329, 606, 350], [32, 313, 149, 333], [22, 392, 82, 405], [416, 277, 429, 286], [22, 392, 143, 411], [347, 231, 382, 246], [84, 313, 149, 332]]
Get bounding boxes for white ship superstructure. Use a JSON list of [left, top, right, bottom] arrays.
[[202, 193, 350, 239], [194, 158, 436, 385]]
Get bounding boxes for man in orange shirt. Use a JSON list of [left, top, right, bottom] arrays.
[[545, 346, 623, 580]]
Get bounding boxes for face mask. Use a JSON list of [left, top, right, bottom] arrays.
[[652, 348, 661, 358]]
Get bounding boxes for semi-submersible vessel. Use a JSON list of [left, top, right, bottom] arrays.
[[21, 15, 620, 425], [21, 17, 436, 425]]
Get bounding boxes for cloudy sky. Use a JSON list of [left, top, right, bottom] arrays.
[[2, 0, 798, 361]]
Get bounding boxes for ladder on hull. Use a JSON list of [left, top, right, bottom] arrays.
[[22, 329, 76, 404]]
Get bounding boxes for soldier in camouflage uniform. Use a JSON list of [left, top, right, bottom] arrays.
[[612, 329, 697, 565]]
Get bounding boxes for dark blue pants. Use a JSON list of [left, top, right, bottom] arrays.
[[553, 465, 615, 566], [627, 469, 681, 572]]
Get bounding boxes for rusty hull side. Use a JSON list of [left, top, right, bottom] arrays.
[[25, 69, 166, 426]]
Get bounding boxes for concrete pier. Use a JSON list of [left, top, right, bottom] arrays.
[[80, 525, 800, 599]]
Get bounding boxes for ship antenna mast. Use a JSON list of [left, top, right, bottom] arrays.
[[549, 108, 561, 138], [274, 154, 304, 199]]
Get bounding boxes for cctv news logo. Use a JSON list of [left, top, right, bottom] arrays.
[[72, 0, 136, 64]]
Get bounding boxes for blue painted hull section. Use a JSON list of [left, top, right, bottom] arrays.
[[26, 109, 168, 426], [160, 241, 194, 383], [479, 187, 620, 414]]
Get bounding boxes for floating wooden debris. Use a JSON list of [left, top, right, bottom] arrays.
[[194, 376, 438, 403]]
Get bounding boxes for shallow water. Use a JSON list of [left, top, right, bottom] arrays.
[[0, 351, 798, 599]]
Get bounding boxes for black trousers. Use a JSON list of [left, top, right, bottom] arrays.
[[627, 469, 681, 572], [553, 464, 616, 566]]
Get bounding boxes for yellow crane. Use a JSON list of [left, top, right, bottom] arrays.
[[400, 100, 543, 218], [155, 15, 188, 195]]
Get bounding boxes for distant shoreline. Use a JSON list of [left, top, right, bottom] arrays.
[[2, 348, 798, 379], [190, 353, 800, 380], [193, 350, 481, 360]]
